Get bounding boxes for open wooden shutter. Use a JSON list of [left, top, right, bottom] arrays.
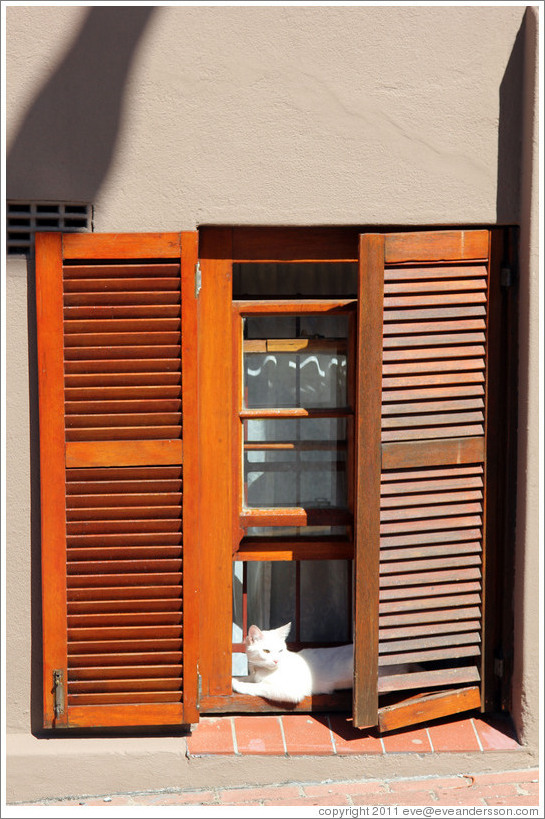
[[36, 231, 199, 728], [354, 229, 497, 730]]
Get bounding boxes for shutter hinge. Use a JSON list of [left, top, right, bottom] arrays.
[[196, 668, 202, 710], [53, 669, 65, 718], [494, 657, 504, 678], [195, 261, 202, 298], [500, 265, 515, 288]]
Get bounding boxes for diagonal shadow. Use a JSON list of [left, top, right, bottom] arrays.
[[12, 6, 157, 736], [7, 5, 155, 202]]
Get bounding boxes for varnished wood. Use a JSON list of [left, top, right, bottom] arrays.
[[353, 234, 384, 728], [63, 232, 181, 259], [179, 230, 201, 723], [383, 230, 489, 264], [201, 691, 353, 714], [377, 686, 481, 732], [381, 437, 485, 470], [65, 440, 183, 468], [66, 703, 185, 728], [377, 666, 480, 693], [233, 299, 356, 314], [235, 540, 354, 561], [35, 232, 69, 727], [198, 228, 234, 696]]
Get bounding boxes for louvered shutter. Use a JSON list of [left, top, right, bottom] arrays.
[[354, 229, 496, 729], [36, 232, 200, 728]]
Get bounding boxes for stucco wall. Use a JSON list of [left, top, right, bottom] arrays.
[[8, 4, 526, 228], [5, 3, 540, 803]]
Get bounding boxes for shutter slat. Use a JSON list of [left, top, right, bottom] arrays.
[[68, 652, 183, 667], [64, 278, 181, 292], [66, 400, 183, 415], [380, 645, 480, 665], [384, 333, 486, 347], [68, 612, 183, 627], [66, 427, 182, 441], [64, 305, 182, 319], [64, 264, 181, 279], [68, 692, 183, 705], [380, 594, 481, 613], [68, 599, 182, 613], [380, 580, 481, 599], [67, 493, 183, 507], [65, 346, 181, 361], [69, 678, 183, 693], [69, 665, 183, 679], [65, 319, 181, 332], [64, 291, 181, 306], [378, 667, 480, 693], [65, 332, 180, 347], [381, 491, 482, 507], [65, 386, 183, 400], [380, 632, 480, 652], [380, 619, 481, 640], [379, 606, 481, 627], [68, 573, 183, 587], [383, 319, 486, 335], [383, 346, 485, 361]]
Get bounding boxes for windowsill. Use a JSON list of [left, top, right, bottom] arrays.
[[187, 712, 522, 756]]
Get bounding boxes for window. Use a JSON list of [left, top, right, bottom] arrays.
[[36, 226, 514, 731]]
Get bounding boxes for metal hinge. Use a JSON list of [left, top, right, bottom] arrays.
[[494, 657, 504, 678], [500, 266, 515, 288], [196, 668, 202, 710], [195, 261, 202, 298], [53, 669, 65, 718]]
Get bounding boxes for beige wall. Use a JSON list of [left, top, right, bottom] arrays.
[[5, 3, 540, 803]]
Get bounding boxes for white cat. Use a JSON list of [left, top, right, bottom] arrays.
[[231, 622, 353, 704]]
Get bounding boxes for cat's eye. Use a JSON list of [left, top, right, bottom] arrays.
[[263, 649, 270, 654]]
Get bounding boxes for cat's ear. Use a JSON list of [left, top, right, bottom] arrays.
[[275, 622, 292, 642], [246, 625, 264, 645]]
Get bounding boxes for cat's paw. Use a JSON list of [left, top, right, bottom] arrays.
[[232, 677, 254, 695]]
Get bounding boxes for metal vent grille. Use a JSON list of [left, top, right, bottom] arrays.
[[7, 202, 92, 255]]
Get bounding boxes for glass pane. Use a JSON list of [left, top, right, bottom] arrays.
[[244, 418, 347, 508], [244, 316, 348, 409], [233, 262, 358, 299], [245, 525, 347, 538], [300, 560, 350, 642]]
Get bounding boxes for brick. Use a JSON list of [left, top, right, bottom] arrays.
[[263, 796, 351, 806], [329, 715, 383, 755], [219, 785, 301, 804], [470, 769, 539, 786], [234, 715, 285, 755], [186, 717, 235, 755], [473, 716, 520, 750], [352, 791, 435, 805], [303, 781, 388, 798], [467, 783, 521, 798], [382, 726, 432, 753], [428, 717, 481, 752], [138, 791, 217, 805], [433, 792, 487, 806], [388, 775, 471, 793], [281, 714, 335, 755], [485, 796, 540, 806]]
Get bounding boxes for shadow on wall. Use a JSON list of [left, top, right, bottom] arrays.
[[496, 10, 525, 224], [14, 6, 156, 737], [7, 5, 156, 202]]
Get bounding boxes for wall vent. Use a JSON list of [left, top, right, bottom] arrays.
[[7, 202, 92, 255]]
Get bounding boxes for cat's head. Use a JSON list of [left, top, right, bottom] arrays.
[[245, 622, 291, 670]]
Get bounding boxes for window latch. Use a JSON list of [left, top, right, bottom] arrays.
[[53, 669, 65, 718]]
